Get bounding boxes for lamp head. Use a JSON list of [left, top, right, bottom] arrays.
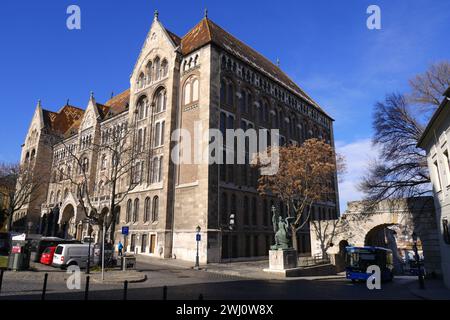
[[196, 225, 201, 233]]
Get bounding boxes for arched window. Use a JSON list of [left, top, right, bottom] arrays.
[[98, 181, 104, 195], [82, 157, 89, 172], [146, 61, 153, 84], [67, 166, 71, 178], [155, 122, 160, 147], [221, 192, 228, 225], [144, 197, 151, 222], [154, 89, 166, 113], [101, 154, 107, 170], [64, 188, 69, 199], [252, 197, 257, 225], [192, 78, 199, 102], [151, 156, 163, 183], [243, 196, 249, 225], [126, 199, 132, 223], [59, 168, 64, 181], [133, 198, 139, 223], [161, 59, 168, 77], [184, 82, 191, 105], [220, 79, 227, 104], [154, 57, 161, 80], [30, 149, 36, 161], [227, 82, 234, 106], [49, 191, 54, 204], [137, 96, 149, 120], [56, 190, 61, 203], [152, 196, 159, 222], [138, 72, 145, 89], [183, 76, 199, 105]]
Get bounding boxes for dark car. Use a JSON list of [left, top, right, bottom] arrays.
[[0, 232, 11, 256]]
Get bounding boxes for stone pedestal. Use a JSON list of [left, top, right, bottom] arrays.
[[263, 249, 301, 276], [268, 249, 298, 270]]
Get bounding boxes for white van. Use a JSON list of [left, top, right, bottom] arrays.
[[52, 244, 96, 269]]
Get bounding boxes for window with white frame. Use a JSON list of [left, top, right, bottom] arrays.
[[154, 121, 165, 147], [433, 159, 442, 191]]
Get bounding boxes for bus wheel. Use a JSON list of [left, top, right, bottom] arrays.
[[351, 279, 356, 283]]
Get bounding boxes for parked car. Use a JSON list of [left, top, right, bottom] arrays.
[[52, 243, 95, 269], [30, 237, 81, 262], [40, 246, 57, 265], [0, 232, 11, 256]]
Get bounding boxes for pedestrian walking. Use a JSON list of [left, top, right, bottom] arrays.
[[118, 241, 123, 257]]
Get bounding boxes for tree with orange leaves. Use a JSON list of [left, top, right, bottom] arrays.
[[254, 138, 343, 252]]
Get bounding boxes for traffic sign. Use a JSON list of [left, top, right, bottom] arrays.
[[196, 234, 201, 242], [122, 226, 129, 235]]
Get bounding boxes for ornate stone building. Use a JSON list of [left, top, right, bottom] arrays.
[[16, 12, 338, 263]]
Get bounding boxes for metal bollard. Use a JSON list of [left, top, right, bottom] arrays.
[[123, 280, 128, 300], [85, 276, 90, 301], [163, 285, 167, 300], [0, 269, 4, 295], [41, 273, 48, 301]]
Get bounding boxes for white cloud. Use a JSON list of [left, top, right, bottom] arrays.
[[336, 138, 381, 214]]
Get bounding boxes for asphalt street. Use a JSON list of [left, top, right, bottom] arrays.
[[0, 258, 422, 300]]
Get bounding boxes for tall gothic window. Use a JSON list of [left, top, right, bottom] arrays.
[[133, 198, 139, 223], [146, 61, 152, 84], [161, 59, 168, 77], [183, 76, 199, 105], [144, 197, 151, 222], [152, 196, 159, 222], [154, 57, 161, 80], [126, 199, 132, 223], [154, 89, 166, 113]]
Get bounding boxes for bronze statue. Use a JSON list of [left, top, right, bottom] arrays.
[[271, 205, 294, 250]]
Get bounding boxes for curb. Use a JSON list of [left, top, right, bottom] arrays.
[[91, 274, 148, 284]]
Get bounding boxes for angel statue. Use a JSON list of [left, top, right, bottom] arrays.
[[270, 205, 294, 250]]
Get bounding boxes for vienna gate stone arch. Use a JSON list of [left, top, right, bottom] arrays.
[[311, 197, 442, 276]]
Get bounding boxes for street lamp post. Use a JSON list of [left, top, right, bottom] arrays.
[[194, 225, 201, 270], [412, 232, 425, 289], [228, 213, 235, 263]]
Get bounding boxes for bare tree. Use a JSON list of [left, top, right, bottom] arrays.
[[56, 118, 149, 242], [0, 162, 42, 231], [409, 61, 450, 113], [359, 94, 430, 205], [254, 139, 343, 252], [360, 61, 450, 208]]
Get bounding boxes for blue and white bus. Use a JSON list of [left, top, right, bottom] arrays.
[[345, 246, 394, 282]]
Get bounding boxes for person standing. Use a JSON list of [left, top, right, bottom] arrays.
[[118, 241, 123, 257]]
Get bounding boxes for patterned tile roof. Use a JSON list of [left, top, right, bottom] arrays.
[[180, 18, 328, 116]]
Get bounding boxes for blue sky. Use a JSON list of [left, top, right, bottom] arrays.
[[0, 0, 449, 212]]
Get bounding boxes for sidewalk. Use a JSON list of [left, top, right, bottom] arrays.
[[2, 262, 147, 284], [408, 279, 450, 300], [136, 255, 344, 281]]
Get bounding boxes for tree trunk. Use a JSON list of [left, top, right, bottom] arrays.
[[291, 225, 298, 252]]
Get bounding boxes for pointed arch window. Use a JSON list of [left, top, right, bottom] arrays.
[[154, 57, 161, 80], [183, 76, 199, 106], [133, 198, 139, 223], [154, 89, 166, 113], [152, 196, 159, 222], [144, 197, 151, 222], [146, 61, 153, 84], [126, 199, 132, 223], [161, 59, 168, 77]]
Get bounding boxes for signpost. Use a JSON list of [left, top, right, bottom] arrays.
[[122, 226, 129, 235], [194, 226, 201, 270]]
